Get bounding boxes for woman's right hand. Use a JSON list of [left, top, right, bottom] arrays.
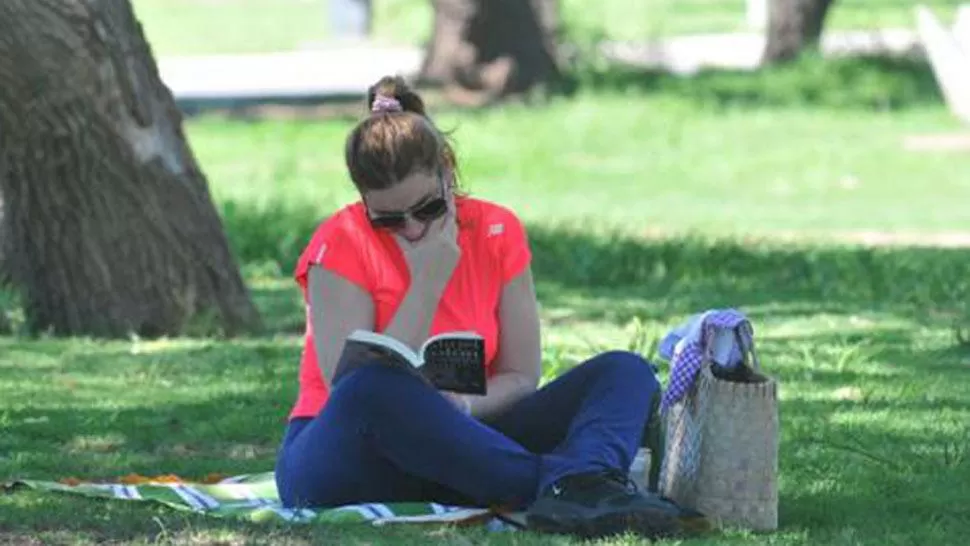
[[396, 210, 461, 298], [383, 209, 461, 351]]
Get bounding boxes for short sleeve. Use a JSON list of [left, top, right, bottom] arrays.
[[494, 208, 532, 283], [294, 216, 371, 294]]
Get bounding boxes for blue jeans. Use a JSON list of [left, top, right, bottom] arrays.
[[275, 350, 660, 510]]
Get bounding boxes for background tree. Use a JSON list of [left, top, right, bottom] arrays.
[[420, 0, 561, 101], [0, 0, 262, 338], [0, 194, 9, 334], [763, 0, 837, 64]]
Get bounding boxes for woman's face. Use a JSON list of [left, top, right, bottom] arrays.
[[362, 168, 452, 243]]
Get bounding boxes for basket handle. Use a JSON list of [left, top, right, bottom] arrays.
[[701, 319, 762, 371], [734, 323, 762, 371]]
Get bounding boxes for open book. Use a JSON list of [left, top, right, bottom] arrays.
[[331, 329, 487, 395]]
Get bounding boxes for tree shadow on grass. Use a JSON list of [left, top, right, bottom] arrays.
[[2, 313, 969, 543], [524, 224, 970, 332], [0, 339, 535, 544], [558, 54, 944, 112], [767, 327, 969, 366], [739, 331, 970, 540], [572, 45, 950, 115], [0, 341, 298, 492], [776, 410, 970, 543], [3, 386, 967, 544], [216, 198, 970, 336]]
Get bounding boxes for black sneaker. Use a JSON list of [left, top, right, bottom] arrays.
[[526, 470, 711, 540]]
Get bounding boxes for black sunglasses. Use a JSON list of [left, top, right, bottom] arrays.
[[367, 176, 449, 230]]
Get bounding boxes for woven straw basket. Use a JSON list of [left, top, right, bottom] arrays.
[[658, 329, 780, 532]]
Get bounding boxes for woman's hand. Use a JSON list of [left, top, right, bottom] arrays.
[[396, 210, 461, 296], [383, 210, 460, 350]]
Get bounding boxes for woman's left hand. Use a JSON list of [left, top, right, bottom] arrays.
[[441, 391, 471, 416]]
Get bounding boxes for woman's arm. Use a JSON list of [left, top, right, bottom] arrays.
[[384, 210, 462, 351], [307, 265, 376, 383], [308, 215, 459, 382], [466, 267, 543, 419]]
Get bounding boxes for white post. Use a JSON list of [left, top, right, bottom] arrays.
[[916, 5, 970, 125], [746, 0, 768, 30], [954, 4, 970, 53]]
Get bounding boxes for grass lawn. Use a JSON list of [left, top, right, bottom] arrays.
[[3, 52, 970, 544], [200, 56, 970, 266], [131, 0, 966, 56], [201, 96, 970, 241]]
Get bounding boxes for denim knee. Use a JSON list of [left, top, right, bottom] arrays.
[[584, 350, 660, 392], [328, 362, 430, 416], [334, 361, 414, 393]]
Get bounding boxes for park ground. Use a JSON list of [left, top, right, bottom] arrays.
[[2, 1, 970, 544]]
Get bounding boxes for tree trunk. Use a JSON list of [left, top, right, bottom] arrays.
[[420, 0, 560, 101], [0, 193, 9, 334], [0, 193, 8, 287], [762, 0, 836, 64], [0, 0, 262, 338]]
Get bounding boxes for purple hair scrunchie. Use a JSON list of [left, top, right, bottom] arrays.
[[371, 95, 403, 114]]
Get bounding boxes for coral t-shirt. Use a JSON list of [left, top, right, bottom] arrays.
[[288, 197, 532, 420]]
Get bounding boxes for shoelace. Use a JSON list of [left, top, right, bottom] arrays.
[[601, 469, 642, 495], [549, 469, 642, 498]]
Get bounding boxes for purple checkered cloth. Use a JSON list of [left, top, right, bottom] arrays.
[[660, 309, 755, 412]]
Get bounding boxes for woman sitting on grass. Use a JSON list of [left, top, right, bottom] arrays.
[[274, 75, 704, 540]]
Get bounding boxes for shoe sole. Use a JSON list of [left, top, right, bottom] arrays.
[[527, 506, 689, 540]]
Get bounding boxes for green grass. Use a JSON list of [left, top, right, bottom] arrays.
[[132, 0, 965, 56], [4, 49, 970, 544], [213, 97, 969, 233], [3, 240, 970, 544], [196, 56, 968, 273]]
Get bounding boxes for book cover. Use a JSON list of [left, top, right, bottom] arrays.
[[420, 334, 487, 395], [332, 330, 487, 395]]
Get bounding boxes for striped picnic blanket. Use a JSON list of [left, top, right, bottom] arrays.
[[3, 472, 522, 531]]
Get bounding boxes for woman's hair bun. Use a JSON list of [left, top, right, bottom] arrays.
[[367, 75, 427, 117]]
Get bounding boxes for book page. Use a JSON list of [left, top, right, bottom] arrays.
[[331, 338, 432, 388], [348, 329, 420, 367]]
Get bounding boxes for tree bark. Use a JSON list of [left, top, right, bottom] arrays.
[[0, 193, 8, 287], [762, 0, 836, 64], [0, 193, 9, 334], [0, 0, 262, 338], [420, 0, 560, 101]]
